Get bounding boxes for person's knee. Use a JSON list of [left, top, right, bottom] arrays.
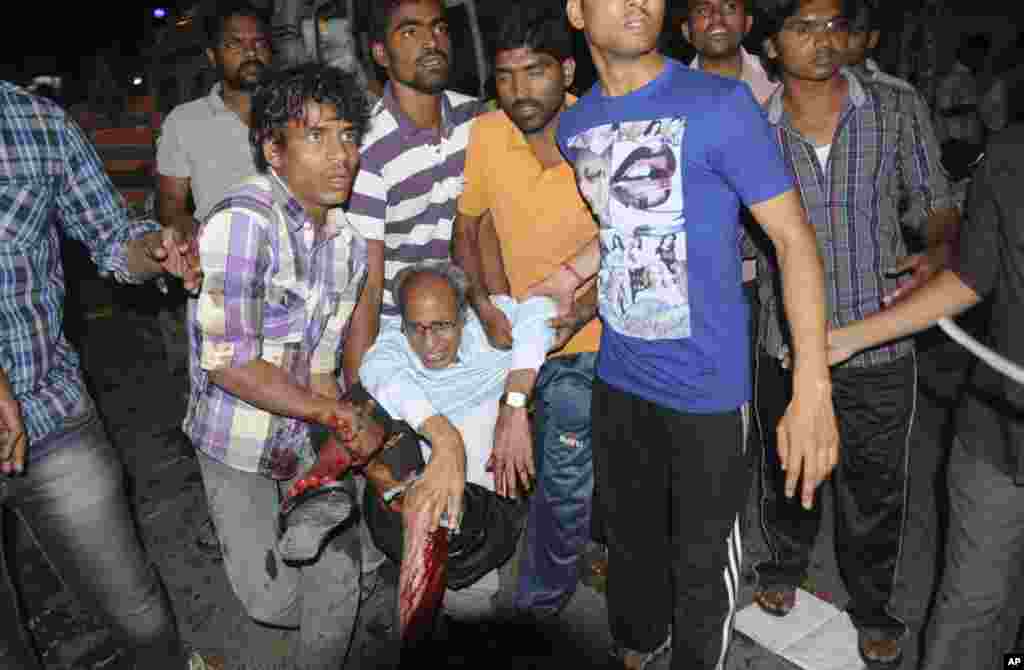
[[111, 573, 179, 646]]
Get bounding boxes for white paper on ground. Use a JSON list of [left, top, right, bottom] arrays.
[[783, 613, 864, 670], [734, 588, 864, 670]]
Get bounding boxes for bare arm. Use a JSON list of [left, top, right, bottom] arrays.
[[209, 361, 340, 427], [751, 190, 839, 510], [342, 239, 384, 387], [490, 368, 538, 499], [887, 207, 962, 304], [478, 211, 511, 296], [403, 414, 468, 533], [832, 271, 981, 365], [453, 210, 513, 348], [311, 372, 342, 400], [525, 236, 601, 316], [157, 174, 198, 240]]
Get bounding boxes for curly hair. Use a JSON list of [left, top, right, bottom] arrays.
[[204, 1, 270, 49], [249, 64, 371, 173]]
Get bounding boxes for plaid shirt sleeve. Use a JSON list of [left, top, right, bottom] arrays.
[[311, 225, 368, 375], [194, 207, 270, 371], [55, 114, 161, 284], [897, 88, 956, 232]]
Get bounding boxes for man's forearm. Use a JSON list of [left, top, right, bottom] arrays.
[[342, 240, 384, 387], [562, 236, 601, 280], [418, 414, 467, 466], [777, 234, 830, 383], [311, 372, 342, 400], [504, 368, 538, 397], [209, 360, 337, 426], [453, 212, 493, 308], [479, 211, 511, 296], [844, 269, 980, 353], [161, 211, 197, 236]]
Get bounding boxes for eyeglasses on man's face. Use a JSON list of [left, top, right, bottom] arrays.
[[402, 319, 459, 338], [782, 16, 851, 37]]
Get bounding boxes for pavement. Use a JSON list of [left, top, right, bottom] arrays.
[[0, 270, 970, 670]]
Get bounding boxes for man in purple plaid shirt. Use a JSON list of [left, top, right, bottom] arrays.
[[183, 64, 376, 669]]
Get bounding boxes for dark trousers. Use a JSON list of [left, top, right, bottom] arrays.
[[592, 378, 749, 669], [755, 351, 915, 636]]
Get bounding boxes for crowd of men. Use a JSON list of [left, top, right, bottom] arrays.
[[1, 1, 1021, 669]]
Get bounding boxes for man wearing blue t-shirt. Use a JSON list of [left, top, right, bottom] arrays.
[[529, 1, 839, 668]]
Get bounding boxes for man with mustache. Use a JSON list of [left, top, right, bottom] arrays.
[[754, 1, 958, 666], [452, 5, 604, 620], [345, 0, 482, 540], [529, 0, 840, 667], [156, 0, 273, 561], [158, 1, 272, 241]]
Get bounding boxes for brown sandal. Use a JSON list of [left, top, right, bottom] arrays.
[[753, 585, 797, 617]]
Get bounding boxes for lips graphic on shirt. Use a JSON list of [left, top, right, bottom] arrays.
[[610, 144, 678, 211]]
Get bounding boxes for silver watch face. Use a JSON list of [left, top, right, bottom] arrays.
[[503, 392, 527, 408]]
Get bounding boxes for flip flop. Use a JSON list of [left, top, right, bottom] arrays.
[[277, 480, 356, 564]]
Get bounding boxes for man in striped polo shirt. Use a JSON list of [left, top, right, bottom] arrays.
[[345, 0, 482, 387]]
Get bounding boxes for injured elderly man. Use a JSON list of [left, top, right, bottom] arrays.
[[282, 259, 556, 647]]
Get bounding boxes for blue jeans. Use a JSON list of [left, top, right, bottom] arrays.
[[515, 352, 597, 616], [0, 410, 185, 669]]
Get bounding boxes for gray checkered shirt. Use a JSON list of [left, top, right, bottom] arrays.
[[759, 68, 954, 368]]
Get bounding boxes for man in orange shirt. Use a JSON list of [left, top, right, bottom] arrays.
[[452, 5, 601, 618]]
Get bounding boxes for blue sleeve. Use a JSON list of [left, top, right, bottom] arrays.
[[359, 330, 438, 430], [555, 113, 576, 164], [711, 85, 794, 207]]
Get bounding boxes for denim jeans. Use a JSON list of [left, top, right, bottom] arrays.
[[0, 410, 185, 669], [196, 450, 361, 670], [515, 352, 597, 616]]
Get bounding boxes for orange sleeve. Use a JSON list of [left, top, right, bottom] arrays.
[[456, 112, 494, 218]]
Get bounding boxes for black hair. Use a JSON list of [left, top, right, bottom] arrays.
[[249, 64, 370, 173], [759, 0, 857, 78], [204, 1, 271, 49], [847, 0, 878, 34], [684, 0, 755, 16], [956, 33, 991, 71], [368, 0, 443, 45], [493, 4, 574, 64]]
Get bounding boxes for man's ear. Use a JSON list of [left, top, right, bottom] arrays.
[[263, 135, 284, 171], [372, 41, 389, 70], [763, 37, 778, 60], [206, 47, 217, 69], [566, 0, 585, 31], [681, 21, 692, 44], [868, 30, 880, 51], [562, 57, 577, 89]]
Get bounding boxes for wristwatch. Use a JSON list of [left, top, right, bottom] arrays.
[[500, 391, 528, 409]]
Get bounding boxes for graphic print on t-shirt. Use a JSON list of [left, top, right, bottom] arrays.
[[568, 117, 689, 341]]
